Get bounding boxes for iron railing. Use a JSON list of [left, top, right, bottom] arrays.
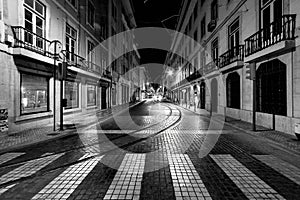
[[61, 50, 102, 75], [186, 70, 202, 82], [11, 26, 53, 57], [245, 14, 296, 57], [219, 45, 244, 68]]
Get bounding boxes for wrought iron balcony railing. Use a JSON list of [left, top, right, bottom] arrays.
[[219, 45, 244, 68], [61, 50, 102, 75], [11, 26, 53, 57], [186, 70, 202, 82], [245, 14, 296, 57]]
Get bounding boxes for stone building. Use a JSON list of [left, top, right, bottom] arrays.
[[0, 0, 144, 133], [166, 0, 300, 135]]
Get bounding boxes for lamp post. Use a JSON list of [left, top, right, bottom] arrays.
[[49, 40, 62, 132]]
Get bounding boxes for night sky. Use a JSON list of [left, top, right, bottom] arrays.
[[131, 0, 183, 83]]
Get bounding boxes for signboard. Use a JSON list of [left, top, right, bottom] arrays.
[[0, 108, 8, 133], [99, 80, 109, 88]]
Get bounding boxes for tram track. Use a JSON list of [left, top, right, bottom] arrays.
[[0, 103, 182, 188]]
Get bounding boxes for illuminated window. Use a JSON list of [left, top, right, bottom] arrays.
[[21, 73, 49, 115], [64, 81, 79, 109], [87, 84, 97, 106]]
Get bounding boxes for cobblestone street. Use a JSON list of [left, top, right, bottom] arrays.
[[0, 101, 299, 199]]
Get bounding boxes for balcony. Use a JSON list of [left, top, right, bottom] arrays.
[[186, 70, 202, 82], [203, 60, 219, 75], [11, 26, 53, 58], [61, 50, 102, 76], [219, 45, 244, 69], [244, 15, 296, 61]]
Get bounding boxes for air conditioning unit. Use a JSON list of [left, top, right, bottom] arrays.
[[208, 20, 217, 32]]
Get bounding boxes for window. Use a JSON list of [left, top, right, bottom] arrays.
[[100, 17, 108, 39], [193, 2, 198, 22], [0, 0, 3, 20], [64, 81, 79, 109], [87, 84, 97, 106], [66, 24, 77, 62], [211, 0, 218, 21], [24, 0, 45, 49], [194, 30, 198, 45], [201, 16, 206, 38], [194, 58, 198, 71], [257, 59, 286, 116], [21, 73, 49, 115], [211, 37, 218, 64], [112, 2, 117, 21], [226, 72, 240, 109], [261, 0, 282, 40], [87, 1, 95, 27], [201, 50, 205, 68], [66, 0, 77, 9], [87, 40, 95, 70], [228, 18, 240, 57]]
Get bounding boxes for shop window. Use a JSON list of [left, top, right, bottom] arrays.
[[21, 73, 49, 115], [87, 84, 96, 106], [226, 72, 240, 109], [257, 59, 286, 116], [64, 81, 79, 109]]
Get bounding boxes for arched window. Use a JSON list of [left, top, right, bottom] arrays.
[[257, 59, 286, 116], [226, 72, 240, 109]]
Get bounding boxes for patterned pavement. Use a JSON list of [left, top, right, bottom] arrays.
[[0, 102, 299, 199]]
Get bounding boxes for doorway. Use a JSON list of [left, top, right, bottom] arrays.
[[211, 78, 218, 113], [200, 82, 206, 109], [101, 87, 107, 110]]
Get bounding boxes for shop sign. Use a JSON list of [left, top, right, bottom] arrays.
[[0, 109, 8, 133]]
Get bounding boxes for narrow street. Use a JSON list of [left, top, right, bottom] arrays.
[[0, 101, 299, 200]]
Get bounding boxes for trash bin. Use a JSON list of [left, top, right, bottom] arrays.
[[295, 123, 300, 140]]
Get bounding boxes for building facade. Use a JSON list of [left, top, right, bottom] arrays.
[[0, 0, 144, 133], [166, 0, 300, 135]]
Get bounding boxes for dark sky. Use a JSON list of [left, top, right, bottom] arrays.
[[131, 0, 183, 83], [132, 0, 182, 29]]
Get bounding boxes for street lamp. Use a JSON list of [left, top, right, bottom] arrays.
[[49, 40, 63, 132]]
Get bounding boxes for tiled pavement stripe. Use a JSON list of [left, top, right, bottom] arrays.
[[31, 155, 103, 200], [168, 154, 212, 200], [104, 154, 145, 200], [0, 184, 16, 195], [210, 154, 285, 200], [0, 153, 64, 185], [81, 130, 136, 134], [254, 155, 300, 185], [0, 153, 25, 165]]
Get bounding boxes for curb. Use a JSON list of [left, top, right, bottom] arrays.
[[0, 101, 145, 154], [176, 103, 300, 156]]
